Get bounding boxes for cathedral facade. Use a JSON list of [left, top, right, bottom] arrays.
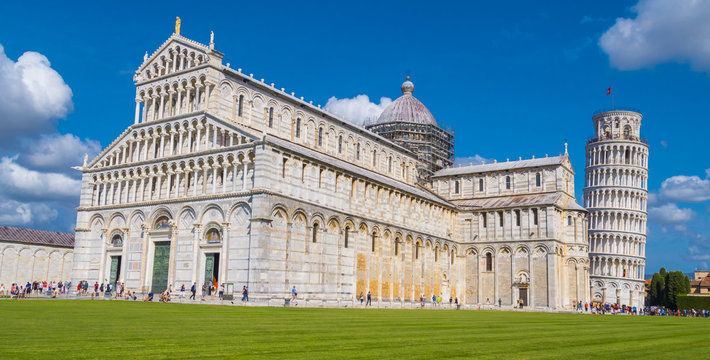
[[71, 30, 589, 309]]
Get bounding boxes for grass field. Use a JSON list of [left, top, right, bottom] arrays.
[[0, 300, 708, 359]]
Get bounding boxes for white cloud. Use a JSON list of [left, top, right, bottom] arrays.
[[660, 140, 668, 148], [0, 156, 81, 201], [19, 133, 100, 174], [647, 192, 659, 206], [599, 0, 710, 71], [454, 155, 491, 167], [659, 175, 710, 203], [0, 200, 57, 225], [688, 246, 710, 261], [324, 95, 392, 126], [648, 203, 696, 224], [0, 43, 73, 140], [706, 168, 710, 179]]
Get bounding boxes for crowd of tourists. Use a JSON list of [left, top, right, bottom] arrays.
[[0, 281, 72, 298], [4, 280, 710, 317]]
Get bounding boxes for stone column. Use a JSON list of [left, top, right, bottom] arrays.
[[168, 131, 175, 157], [191, 224, 202, 285], [176, 85, 183, 116], [168, 90, 175, 117], [142, 96, 149, 123], [222, 162, 228, 193], [220, 223, 230, 285], [196, 125, 203, 152], [242, 161, 248, 190], [202, 165, 210, 195], [134, 98, 141, 124]]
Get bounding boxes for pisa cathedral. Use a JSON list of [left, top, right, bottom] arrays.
[[71, 28, 593, 310]]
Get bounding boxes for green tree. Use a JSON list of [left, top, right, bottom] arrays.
[[648, 273, 665, 306], [665, 271, 690, 309]]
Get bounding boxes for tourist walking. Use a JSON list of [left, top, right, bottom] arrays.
[[190, 282, 196, 300], [498, 298, 502, 309], [180, 284, 185, 299], [366, 291, 372, 306], [291, 286, 298, 305], [242, 286, 249, 302]]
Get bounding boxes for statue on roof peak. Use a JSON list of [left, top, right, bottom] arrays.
[[175, 17, 181, 35]]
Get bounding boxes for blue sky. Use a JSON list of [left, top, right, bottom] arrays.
[[0, 0, 708, 274]]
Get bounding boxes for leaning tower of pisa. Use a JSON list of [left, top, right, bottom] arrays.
[[584, 110, 648, 308]]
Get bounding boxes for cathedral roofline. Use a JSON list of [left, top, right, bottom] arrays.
[[433, 155, 570, 177], [219, 65, 419, 159], [265, 134, 456, 209]]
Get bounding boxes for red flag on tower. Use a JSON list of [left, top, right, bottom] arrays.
[[607, 87, 612, 96]]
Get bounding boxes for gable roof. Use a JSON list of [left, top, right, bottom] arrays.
[[0, 226, 74, 248], [434, 155, 569, 177]]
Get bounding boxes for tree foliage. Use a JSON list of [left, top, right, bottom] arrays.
[[646, 268, 690, 309]]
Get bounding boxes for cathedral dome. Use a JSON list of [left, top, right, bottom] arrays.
[[376, 77, 437, 126]]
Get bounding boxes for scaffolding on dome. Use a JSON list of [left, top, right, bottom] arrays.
[[365, 120, 454, 180]]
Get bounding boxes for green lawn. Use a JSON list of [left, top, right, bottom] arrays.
[[0, 300, 708, 359]]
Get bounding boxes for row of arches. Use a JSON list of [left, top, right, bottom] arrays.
[[589, 211, 647, 234], [587, 143, 648, 168], [583, 189, 648, 212], [590, 256, 644, 280], [96, 117, 251, 169], [135, 74, 212, 124], [90, 150, 255, 207], [0, 245, 73, 284], [585, 167, 647, 189], [141, 45, 207, 81], [589, 233, 645, 258]]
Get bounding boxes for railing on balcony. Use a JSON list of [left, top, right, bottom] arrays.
[[588, 134, 648, 145]]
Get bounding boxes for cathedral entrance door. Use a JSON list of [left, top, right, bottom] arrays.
[[151, 242, 170, 293], [518, 287, 528, 307], [204, 253, 220, 285], [109, 256, 122, 285]]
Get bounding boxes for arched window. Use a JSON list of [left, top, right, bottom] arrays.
[[515, 210, 521, 226], [532, 208, 539, 225], [205, 228, 221, 243], [268, 107, 274, 128], [498, 211, 504, 227], [312, 222, 319, 243], [238, 95, 244, 117], [479, 178, 484, 192], [486, 253, 493, 271], [482, 212, 487, 228], [388, 157, 393, 173], [154, 216, 171, 230], [295, 118, 301, 138], [317, 127, 323, 147], [394, 239, 400, 256], [356, 143, 361, 160], [536, 172, 541, 187], [454, 180, 460, 194], [344, 226, 350, 248], [111, 234, 123, 247], [506, 176, 511, 190], [338, 135, 343, 153], [372, 150, 377, 167], [451, 250, 455, 265], [434, 246, 438, 262], [371, 232, 377, 252], [415, 243, 420, 259], [625, 149, 630, 164], [623, 125, 631, 137]]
